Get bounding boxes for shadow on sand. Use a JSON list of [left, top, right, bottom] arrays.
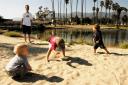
[[12, 72, 64, 83], [0, 43, 48, 56], [63, 56, 92, 68], [97, 52, 128, 56]]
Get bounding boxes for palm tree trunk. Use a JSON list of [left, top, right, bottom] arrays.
[[66, 4, 68, 23], [70, 0, 73, 22], [100, 7, 102, 24], [58, 0, 60, 20], [84, 0, 86, 18], [60, 0, 62, 19], [63, 1, 66, 24], [76, 0, 79, 17], [81, 0, 84, 24]]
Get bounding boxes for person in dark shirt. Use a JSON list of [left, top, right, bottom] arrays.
[[93, 24, 110, 54]]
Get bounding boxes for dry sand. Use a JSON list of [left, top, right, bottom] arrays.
[[0, 35, 128, 85]]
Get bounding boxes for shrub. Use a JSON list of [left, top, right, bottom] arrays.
[[119, 42, 128, 49], [4, 31, 22, 37], [0, 29, 6, 34]]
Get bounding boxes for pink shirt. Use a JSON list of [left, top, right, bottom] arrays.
[[49, 36, 57, 50]]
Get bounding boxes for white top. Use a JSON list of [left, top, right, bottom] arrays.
[[22, 12, 33, 26], [5, 55, 29, 71]]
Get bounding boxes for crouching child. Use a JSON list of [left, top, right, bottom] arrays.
[[46, 35, 65, 62], [5, 44, 32, 78]]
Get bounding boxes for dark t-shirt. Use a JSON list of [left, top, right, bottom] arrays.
[[93, 30, 103, 43]]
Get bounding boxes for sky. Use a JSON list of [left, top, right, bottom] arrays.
[[0, 0, 127, 19]]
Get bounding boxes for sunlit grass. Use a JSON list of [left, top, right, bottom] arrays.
[[4, 31, 22, 37], [119, 42, 128, 49]]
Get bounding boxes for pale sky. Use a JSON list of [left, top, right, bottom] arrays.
[[0, 0, 127, 19]]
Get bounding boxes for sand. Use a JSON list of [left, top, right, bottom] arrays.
[[0, 35, 128, 85]]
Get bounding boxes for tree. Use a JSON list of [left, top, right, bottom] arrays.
[[122, 15, 128, 25], [108, 0, 113, 20], [65, 0, 69, 23], [92, 0, 97, 24], [0, 16, 4, 24], [100, 1, 104, 24], [70, 0, 73, 23], [51, 0, 55, 25], [81, 0, 84, 24], [96, 7, 99, 23], [84, 0, 86, 18], [104, 0, 109, 22], [58, 0, 60, 20], [76, 0, 79, 17]]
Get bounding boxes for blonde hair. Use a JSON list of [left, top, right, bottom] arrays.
[[93, 24, 100, 30], [13, 44, 28, 56]]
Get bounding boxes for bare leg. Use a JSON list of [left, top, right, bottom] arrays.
[[62, 49, 65, 57], [46, 49, 52, 62], [24, 34, 27, 42], [94, 49, 96, 53], [104, 48, 110, 54], [28, 34, 31, 43]]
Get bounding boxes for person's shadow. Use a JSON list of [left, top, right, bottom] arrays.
[[12, 72, 64, 83], [62, 56, 92, 68], [97, 52, 128, 56]]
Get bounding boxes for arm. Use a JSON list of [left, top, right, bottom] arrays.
[[26, 63, 32, 71], [20, 18, 23, 28]]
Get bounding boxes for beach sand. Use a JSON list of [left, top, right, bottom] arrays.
[[0, 35, 128, 85]]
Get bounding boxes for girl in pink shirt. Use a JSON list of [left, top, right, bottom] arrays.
[[46, 34, 65, 62]]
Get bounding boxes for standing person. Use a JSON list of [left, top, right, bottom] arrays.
[[93, 24, 110, 54], [21, 5, 33, 43]]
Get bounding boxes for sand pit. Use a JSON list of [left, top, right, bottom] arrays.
[[0, 35, 128, 85]]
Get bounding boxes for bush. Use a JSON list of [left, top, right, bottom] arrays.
[[4, 31, 22, 37], [119, 42, 128, 49], [0, 29, 6, 34]]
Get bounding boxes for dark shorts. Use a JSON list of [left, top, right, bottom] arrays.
[[94, 42, 106, 49], [22, 25, 31, 34], [6, 64, 27, 77]]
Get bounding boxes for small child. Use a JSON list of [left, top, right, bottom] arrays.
[[5, 44, 32, 78], [93, 24, 110, 54], [46, 32, 65, 62]]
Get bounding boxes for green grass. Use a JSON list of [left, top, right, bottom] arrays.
[[119, 42, 128, 49], [4, 31, 22, 37]]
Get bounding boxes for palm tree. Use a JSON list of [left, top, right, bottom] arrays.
[[58, 0, 60, 20], [92, 6, 96, 24], [70, 0, 73, 22], [104, 0, 109, 22], [100, 1, 104, 24], [65, 0, 69, 22], [81, 0, 84, 24], [112, 3, 116, 15], [76, 0, 79, 17], [51, 0, 55, 25], [59, 0, 62, 19], [115, 3, 120, 25], [84, 0, 86, 18], [108, 0, 113, 23], [96, 7, 99, 23], [93, 0, 97, 23]]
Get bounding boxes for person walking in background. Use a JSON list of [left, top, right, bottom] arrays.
[[21, 5, 33, 43], [93, 24, 110, 54]]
